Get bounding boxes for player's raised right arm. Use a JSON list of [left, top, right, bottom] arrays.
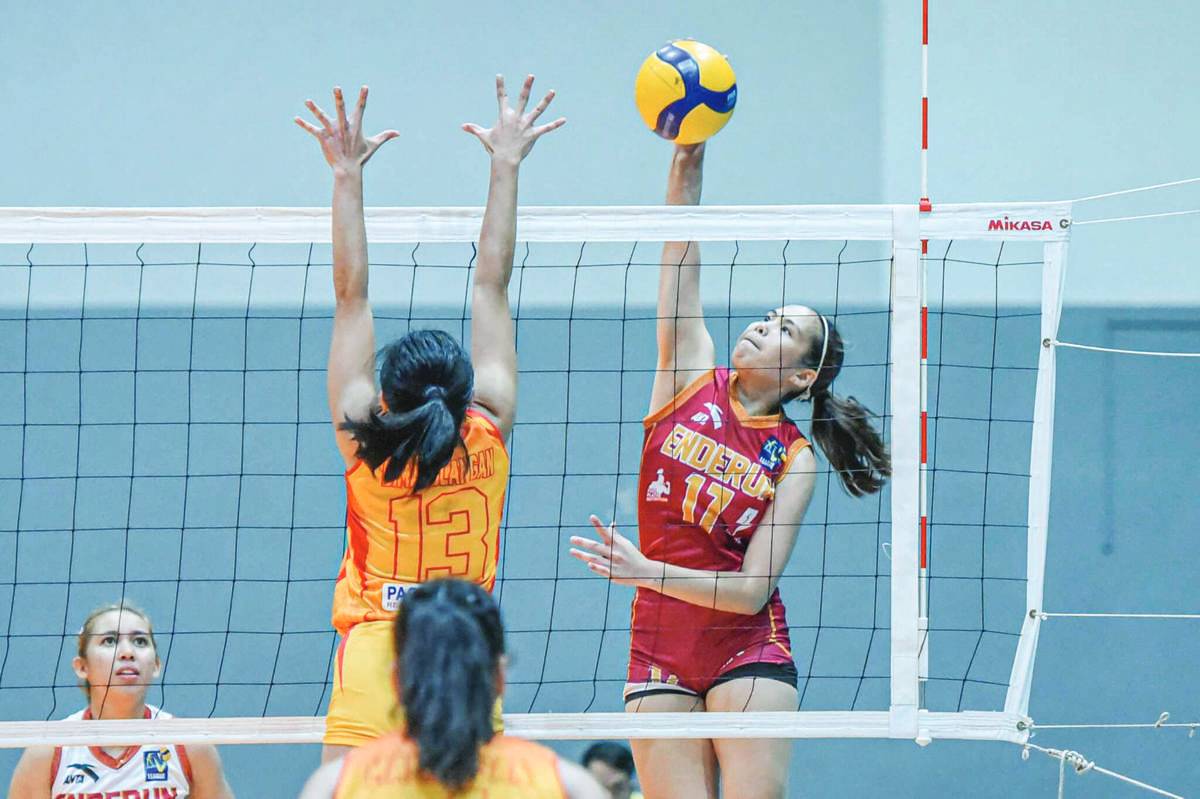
[[295, 86, 399, 468], [649, 143, 716, 415], [463, 74, 565, 439]]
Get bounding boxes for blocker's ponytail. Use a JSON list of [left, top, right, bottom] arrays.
[[340, 329, 473, 489]]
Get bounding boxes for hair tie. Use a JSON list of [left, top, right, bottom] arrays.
[[423, 385, 446, 401]]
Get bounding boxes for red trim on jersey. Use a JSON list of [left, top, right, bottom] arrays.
[[49, 746, 62, 790], [727, 371, 786, 429], [177, 744, 194, 784], [466, 407, 507, 448], [345, 507, 371, 601], [335, 635, 349, 692], [644, 370, 715, 426], [776, 437, 814, 481], [82, 706, 153, 769]]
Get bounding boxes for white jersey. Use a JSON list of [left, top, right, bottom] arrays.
[[50, 705, 193, 799]]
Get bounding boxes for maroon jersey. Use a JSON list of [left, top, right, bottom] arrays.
[[629, 367, 810, 693]]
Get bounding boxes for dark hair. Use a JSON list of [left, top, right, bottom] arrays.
[[394, 578, 505, 792], [340, 329, 473, 490], [796, 315, 891, 497], [581, 741, 635, 776]]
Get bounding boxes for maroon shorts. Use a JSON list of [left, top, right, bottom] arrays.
[[624, 610, 796, 700]]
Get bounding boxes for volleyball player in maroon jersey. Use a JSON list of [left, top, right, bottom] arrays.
[[570, 143, 889, 799]]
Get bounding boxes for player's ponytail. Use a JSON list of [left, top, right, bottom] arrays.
[[395, 579, 504, 792], [340, 329, 473, 490], [802, 316, 891, 496]]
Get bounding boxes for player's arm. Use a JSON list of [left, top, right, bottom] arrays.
[[463, 74, 565, 438], [185, 744, 235, 799], [298, 758, 344, 799], [7, 745, 53, 799], [648, 142, 716, 415], [557, 757, 609, 799], [295, 86, 399, 468], [572, 448, 817, 615]]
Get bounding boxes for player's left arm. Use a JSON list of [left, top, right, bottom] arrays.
[[571, 447, 817, 615], [186, 744, 235, 799], [463, 74, 565, 438], [298, 758, 344, 799]]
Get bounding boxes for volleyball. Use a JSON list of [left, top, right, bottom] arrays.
[[634, 40, 737, 144]]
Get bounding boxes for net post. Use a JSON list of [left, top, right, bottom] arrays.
[[889, 205, 922, 739], [1005, 231, 1071, 716]]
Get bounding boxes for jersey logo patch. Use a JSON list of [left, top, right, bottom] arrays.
[[382, 583, 408, 612], [691, 403, 724, 430], [64, 763, 100, 784], [758, 437, 787, 471], [143, 749, 171, 782], [645, 468, 671, 502]]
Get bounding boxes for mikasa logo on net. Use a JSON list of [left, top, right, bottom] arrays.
[[986, 216, 1071, 231]]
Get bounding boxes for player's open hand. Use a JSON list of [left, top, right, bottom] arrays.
[[295, 86, 399, 175], [462, 74, 566, 167], [570, 515, 662, 587]]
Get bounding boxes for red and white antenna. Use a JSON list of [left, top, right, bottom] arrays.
[[918, 0, 931, 703]]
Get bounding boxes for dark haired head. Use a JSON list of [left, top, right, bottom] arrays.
[[393, 578, 505, 792], [581, 741, 635, 775], [792, 314, 891, 496], [340, 329, 473, 490]]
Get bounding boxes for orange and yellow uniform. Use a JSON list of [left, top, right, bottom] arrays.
[[334, 731, 565, 798], [325, 410, 510, 747]]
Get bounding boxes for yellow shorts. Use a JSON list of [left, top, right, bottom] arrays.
[[325, 620, 504, 747]]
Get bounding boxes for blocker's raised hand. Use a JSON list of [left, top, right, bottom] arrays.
[[295, 86, 399, 174], [462, 74, 566, 165]]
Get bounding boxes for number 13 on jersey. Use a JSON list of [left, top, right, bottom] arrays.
[[388, 487, 494, 585]]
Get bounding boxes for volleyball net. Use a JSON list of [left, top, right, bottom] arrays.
[[0, 202, 1069, 747]]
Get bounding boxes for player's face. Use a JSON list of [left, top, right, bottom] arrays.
[[731, 305, 821, 391], [585, 760, 633, 799], [74, 610, 160, 694]]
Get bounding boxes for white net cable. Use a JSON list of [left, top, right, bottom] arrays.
[[1022, 741, 1185, 799]]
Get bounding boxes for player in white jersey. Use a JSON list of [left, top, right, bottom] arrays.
[[7, 601, 233, 799]]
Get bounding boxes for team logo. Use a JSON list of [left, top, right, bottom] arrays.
[[63, 763, 100, 784], [143, 748, 171, 782], [382, 584, 407, 612], [645, 468, 671, 502], [758, 437, 786, 470], [691, 402, 724, 430]]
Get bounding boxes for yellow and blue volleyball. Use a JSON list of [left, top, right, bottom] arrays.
[[634, 40, 737, 145]]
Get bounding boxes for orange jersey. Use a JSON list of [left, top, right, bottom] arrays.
[[332, 410, 510, 634], [334, 732, 565, 799]]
